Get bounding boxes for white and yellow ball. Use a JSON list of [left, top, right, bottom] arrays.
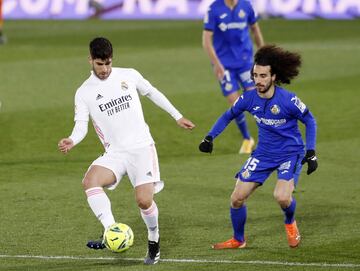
[[104, 223, 134, 252]]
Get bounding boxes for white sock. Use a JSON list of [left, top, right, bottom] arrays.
[[86, 187, 115, 230], [140, 201, 159, 242]]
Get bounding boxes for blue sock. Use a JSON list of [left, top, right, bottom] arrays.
[[235, 113, 250, 139], [282, 199, 296, 224], [230, 206, 247, 242]]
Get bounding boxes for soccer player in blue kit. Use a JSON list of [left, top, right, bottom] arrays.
[[202, 0, 264, 154], [199, 45, 318, 249]]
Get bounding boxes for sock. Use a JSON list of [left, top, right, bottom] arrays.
[[235, 113, 250, 139], [230, 205, 247, 242], [140, 201, 159, 242], [282, 198, 296, 224], [86, 187, 115, 230]]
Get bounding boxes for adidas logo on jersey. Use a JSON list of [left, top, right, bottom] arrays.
[[146, 171, 153, 177], [96, 94, 103, 100]]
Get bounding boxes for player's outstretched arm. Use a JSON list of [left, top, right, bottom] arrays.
[[176, 117, 195, 130], [58, 138, 74, 154]]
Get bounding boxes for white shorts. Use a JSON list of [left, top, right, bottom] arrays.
[[89, 144, 164, 193]]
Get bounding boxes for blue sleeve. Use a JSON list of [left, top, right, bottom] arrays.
[[204, 6, 216, 31], [207, 96, 247, 139], [207, 109, 235, 139], [246, 1, 258, 25], [298, 110, 317, 151], [288, 94, 317, 150]]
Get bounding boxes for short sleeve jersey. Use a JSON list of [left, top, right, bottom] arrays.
[[74, 68, 155, 152], [230, 86, 309, 156], [203, 0, 258, 69]]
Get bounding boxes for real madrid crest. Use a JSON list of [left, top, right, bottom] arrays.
[[121, 81, 128, 91], [238, 9, 246, 18], [270, 104, 280, 115]]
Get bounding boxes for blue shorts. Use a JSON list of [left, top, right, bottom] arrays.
[[219, 68, 255, 96], [235, 153, 304, 186]]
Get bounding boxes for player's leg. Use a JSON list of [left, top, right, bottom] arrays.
[[274, 155, 303, 247], [212, 180, 259, 249], [135, 183, 160, 264], [136, 183, 159, 242], [128, 144, 162, 264], [83, 165, 118, 229], [274, 179, 300, 247]]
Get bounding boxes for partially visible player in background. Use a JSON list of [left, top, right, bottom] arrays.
[[202, 0, 264, 154], [58, 37, 195, 265], [199, 45, 318, 249], [0, 0, 6, 44]]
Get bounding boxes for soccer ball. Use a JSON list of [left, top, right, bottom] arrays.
[[104, 223, 134, 252]]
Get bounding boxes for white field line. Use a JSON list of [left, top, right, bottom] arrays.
[[0, 254, 359, 268]]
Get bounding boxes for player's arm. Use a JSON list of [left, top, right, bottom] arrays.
[[202, 30, 225, 80], [133, 70, 195, 130], [199, 97, 245, 153], [290, 95, 318, 174], [298, 110, 318, 174], [250, 22, 264, 49], [58, 91, 90, 154], [58, 120, 88, 154], [146, 88, 195, 130]]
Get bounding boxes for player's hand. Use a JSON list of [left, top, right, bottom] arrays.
[[199, 136, 213, 153], [213, 63, 225, 81], [58, 138, 74, 154], [301, 150, 318, 175], [177, 117, 195, 130]]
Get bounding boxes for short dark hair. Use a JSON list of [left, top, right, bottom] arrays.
[[89, 37, 113, 60], [253, 45, 302, 85]]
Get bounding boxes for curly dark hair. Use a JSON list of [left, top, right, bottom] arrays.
[[89, 37, 113, 60], [254, 45, 302, 85]]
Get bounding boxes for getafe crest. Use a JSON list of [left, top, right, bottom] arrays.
[[238, 9, 246, 18], [225, 83, 233, 91], [121, 81, 128, 90], [270, 104, 280, 115], [241, 169, 251, 179]]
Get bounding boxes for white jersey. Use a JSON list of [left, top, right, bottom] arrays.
[[74, 67, 181, 152]]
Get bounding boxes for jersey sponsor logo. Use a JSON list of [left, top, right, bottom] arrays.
[[121, 81, 128, 90], [291, 96, 306, 113], [96, 94, 103, 100], [218, 22, 247, 31], [270, 104, 280, 115], [238, 9, 246, 18], [99, 95, 132, 112], [254, 115, 287, 127]]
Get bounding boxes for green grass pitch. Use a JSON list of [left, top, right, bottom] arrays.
[[0, 19, 359, 271]]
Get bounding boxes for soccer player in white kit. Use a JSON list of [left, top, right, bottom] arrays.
[[58, 37, 195, 265]]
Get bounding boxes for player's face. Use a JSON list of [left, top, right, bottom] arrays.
[[253, 65, 275, 94], [90, 58, 112, 80]]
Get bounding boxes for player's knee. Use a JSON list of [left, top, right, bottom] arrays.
[[82, 176, 99, 190], [230, 193, 246, 208], [136, 197, 152, 210], [273, 191, 291, 207]]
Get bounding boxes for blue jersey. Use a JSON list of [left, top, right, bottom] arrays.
[[208, 86, 317, 157], [203, 0, 258, 70]]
